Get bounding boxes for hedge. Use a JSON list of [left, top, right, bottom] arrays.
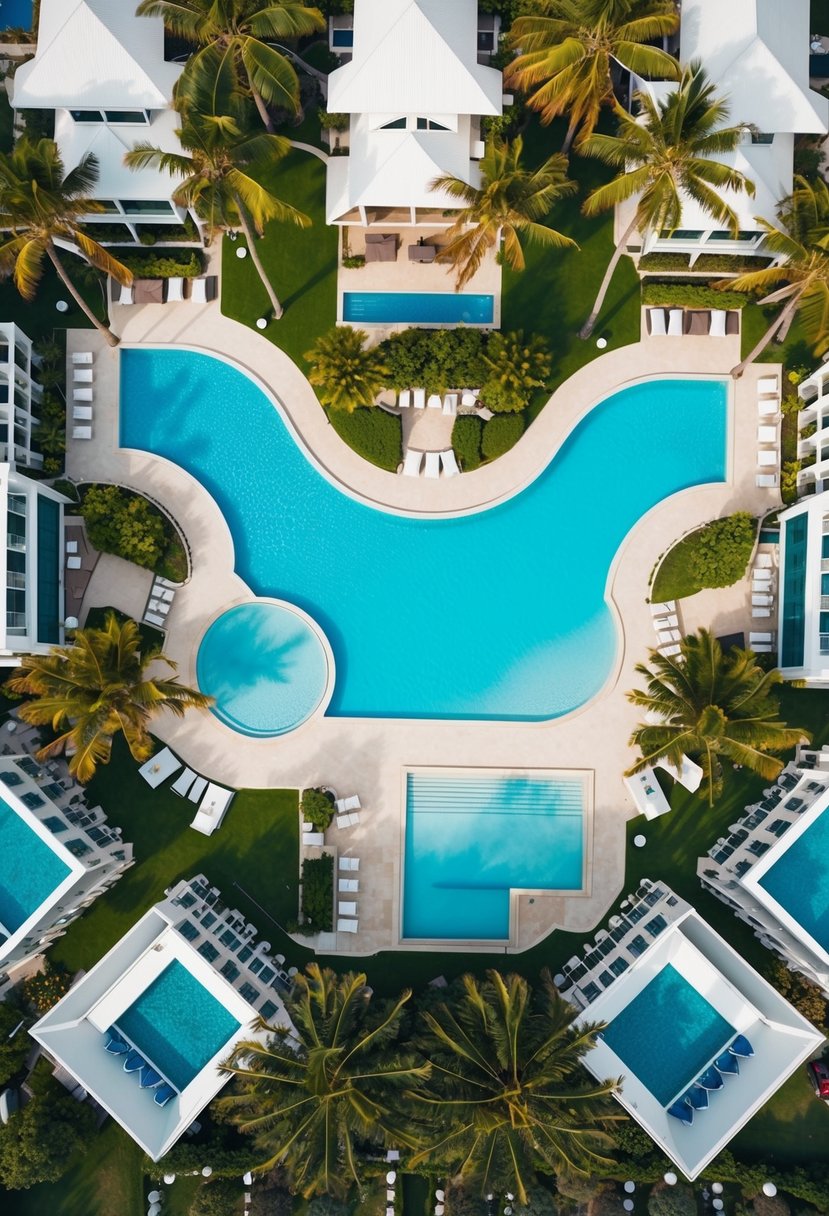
[[482, 414, 524, 460], [300, 854, 334, 933], [642, 281, 749, 309], [452, 415, 483, 471], [639, 253, 772, 272], [78, 483, 188, 582], [113, 249, 205, 278], [638, 253, 691, 270], [328, 407, 402, 472]]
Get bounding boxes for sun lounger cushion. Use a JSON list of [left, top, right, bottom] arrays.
[[188, 775, 208, 803], [72, 425, 92, 439], [424, 452, 440, 479], [412, 388, 426, 409], [166, 277, 185, 303], [757, 376, 778, 395], [648, 308, 667, 336], [709, 309, 727, 337], [171, 767, 196, 796], [667, 309, 684, 336], [337, 918, 358, 933], [73, 368, 93, 382], [73, 406, 93, 421], [398, 390, 411, 408], [73, 387, 93, 401], [72, 352, 93, 364], [441, 450, 460, 478]]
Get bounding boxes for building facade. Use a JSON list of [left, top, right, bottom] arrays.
[[0, 323, 43, 471], [0, 468, 68, 666], [776, 488, 829, 683]]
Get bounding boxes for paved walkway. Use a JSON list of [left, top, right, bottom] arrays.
[[64, 299, 780, 957]]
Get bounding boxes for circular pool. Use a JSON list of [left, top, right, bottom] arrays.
[[196, 601, 330, 737]]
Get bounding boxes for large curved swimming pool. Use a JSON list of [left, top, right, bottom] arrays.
[[120, 350, 727, 722]]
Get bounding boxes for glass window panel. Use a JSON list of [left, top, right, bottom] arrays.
[[70, 110, 103, 123], [120, 200, 175, 215], [104, 110, 147, 124]]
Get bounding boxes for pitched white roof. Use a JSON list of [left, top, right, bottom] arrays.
[[54, 108, 185, 200], [679, 0, 828, 134], [328, 0, 501, 117], [13, 0, 180, 111]]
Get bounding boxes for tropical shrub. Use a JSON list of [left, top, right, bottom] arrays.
[[301, 787, 335, 830], [342, 254, 365, 268], [380, 328, 484, 393], [306, 327, 389, 412], [249, 1179, 293, 1216], [693, 254, 773, 272], [81, 483, 166, 569], [307, 1198, 350, 1216], [0, 1071, 96, 1189], [781, 460, 801, 504], [189, 1180, 242, 1216], [514, 1186, 558, 1216], [445, 1186, 489, 1216], [482, 413, 524, 460], [22, 963, 71, 1014], [300, 855, 334, 932], [686, 512, 756, 588], [317, 109, 350, 132], [328, 407, 402, 472], [145, 1142, 260, 1180], [0, 1000, 31, 1086], [638, 252, 692, 270], [112, 249, 204, 278], [766, 959, 827, 1027], [452, 415, 483, 471], [480, 330, 551, 412], [642, 282, 749, 309], [648, 1184, 696, 1216]]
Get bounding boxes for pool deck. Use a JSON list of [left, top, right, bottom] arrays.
[[65, 300, 779, 957]]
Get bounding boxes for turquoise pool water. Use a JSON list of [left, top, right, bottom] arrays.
[[403, 772, 584, 939], [758, 806, 829, 952], [343, 291, 494, 324], [120, 350, 727, 722], [116, 960, 241, 1092], [196, 601, 329, 736], [602, 964, 735, 1106], [0, 795, 71, 933]]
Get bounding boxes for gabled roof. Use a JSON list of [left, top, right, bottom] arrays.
[[680, 0, 828, 134], [328, 0, 501, 117], [13, 0, 180, 111], [54, 108, 185, 199]]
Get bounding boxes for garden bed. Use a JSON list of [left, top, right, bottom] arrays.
[[652, 513, 757, 602], [74, 483, 189, 583]]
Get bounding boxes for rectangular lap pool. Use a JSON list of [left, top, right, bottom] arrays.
[[757, 805, 829, 953], [0, 796, 71, 934], [116, 960, 241, 1091], [602, 964, 735, 1106], [403, 771, 585, 940], [343, 291, 494, 325]]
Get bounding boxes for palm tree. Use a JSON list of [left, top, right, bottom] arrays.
[[505, 0, 679, 152], [726, 177, 829, 377], [219, 965, 429, 1197], [626, 629, 809, 805], [5, 611, 212, 783], [577, 62, 755, 338], [0, 138, 132, 348], [305, 326, 389, 412], [136, 0, 325, 132], [430, 135, 577, 291], [411, 970, 619, 1202], [124, 49, 310, 319]]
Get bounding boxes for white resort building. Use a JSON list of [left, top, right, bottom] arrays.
[[12, 0, 187, 241], [633, 0, 828, 262], [562, 881, 822, 1180], [699, 752, 829, 999], [325, 0, 503, 228], [0, 323, 43, 471], [32, 876, 296, 1160], [0, 468, 68, 666], [0, 754, 132, 998], [775, 484, 829, 683]]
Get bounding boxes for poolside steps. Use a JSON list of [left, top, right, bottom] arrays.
[[406, 773, 584, 817]]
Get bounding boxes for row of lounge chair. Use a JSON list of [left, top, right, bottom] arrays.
[[137, 746, 234, 835], [756, 376, 781, 488], [301, 795, 363, 847], [750, 553, 776, 626], [650, 600, 683, 660], [70, 352, 96, 439], [398, 388, 479, 413], [144, 576, 178, 630], [104, 1031, 176, 1107], [111, 276, 217, 306], [667, 1035, 754, 1126], [401, 448, 459, 479], [646, 307, 736, 338]]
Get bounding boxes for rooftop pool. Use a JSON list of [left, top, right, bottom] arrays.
[[602, 964, 735, 1107], [0, 795, 71, 934], [120, 350, 727, 724], [0, 0, 32, 30], [403, 771, 584, 939], [343, 291, 494, 325], [115, 960, 241, 1092], [758, 805, 829, 953]]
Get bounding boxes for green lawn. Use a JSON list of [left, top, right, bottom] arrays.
[[3, 1120, 143, 1216], [0, 264, 104, 344], [740, 302, 814, 371], [220, 148, 338, 374], [651, 516, 757, 602]]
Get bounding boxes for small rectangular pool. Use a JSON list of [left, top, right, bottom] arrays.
[[758, 806, 829, 953], [602, 964, 735, 1106], [403, 772, 585, 940], [116, 960, 241, 1091], [343, 291, 494, 325], [0, 796, 71, 934], [1, 0, 32, 29]]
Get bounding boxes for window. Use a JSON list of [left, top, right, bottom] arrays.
[[92, 200, 121, 214], [751, 132, 774, 144], [70, 110, 103, 123], [198, 941, 219, 963], [664, 229, 704, 240], [380, 117, 406, 130], [415, 117, 449, 131], [120, 200, 175, 215], [260, 1000, 278, 1021], [104, 110, 148, 124], [707, 229, 763, 243]]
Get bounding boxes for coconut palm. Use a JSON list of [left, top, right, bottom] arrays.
[[219, 965, 429, 1198], [577, 62, 755, 338], [430, 135, 577, 291], [626, 628, 809, 805], [304, 326, 389, 412], [136, 0, 325, 131], [505, 0, 679, 152], [125, 48, 310, 319], [726, 177, 829, 377], [411, 970, 619, 1202], [0, 138, 132, 347], [5, 611, 212, 783]]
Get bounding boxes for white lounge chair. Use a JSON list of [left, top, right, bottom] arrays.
[[442, 393, 458, 416], [756, 474, 778, 487], [339, 856, 359, 871], [339, 878, 359, 892], [398, 389, 411, 409], [337, 918, 358, 933], [757, 450, 778, 467], [302, 830, 325, 846], [460, 390, 477, 408], [756, 554, 773, 568], [440, 450, 460, 478], [650, 601, 676, 615], [752, 594, 773, 606], [188, 775, 208, 803], [73, 387, 93, 402], [757, 425, 777, 443], [750, 632, 774, 644], [752, 607, 771, 618], [144, 612, 166, 627], [73, 368, 93, 383], [66, 556, 81, 569], [71, 352, 93, 365], [424, 452, 440, 479], [338, 900, 357, 917], [166, 277, 185, 303], [336, 812, 360, 828], [427, 393, 442, 410], [412, 388, 426, 409], [757, 398, 779, 417], [191, 784, 234, 836], [190, 277, 209, 303], [653, 614, 679, 629], [659, 644, 682, 656], [709, 309, 727, 337], [667, 309, 683, 336], [72, 426, 92, 439], [648, 308, 667, 336], [753, 643, 774, 653], [335, 795, 361, 814], [138, 746, 181, 788], [752, 569, 772, 581], [757, 375, 779, 395], [66, 540, 78, 554], [73, 406, 93, 421], [116, 283, 134, 305], [657, 629, 681, 644], [402, 449, 423, 477], [171, 767, 196, 796]]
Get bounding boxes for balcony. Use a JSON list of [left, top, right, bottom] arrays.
[[6, 534, 25, 552]]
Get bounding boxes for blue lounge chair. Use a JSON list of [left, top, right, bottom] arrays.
[[139, 1065, 162, 1089], [729, 1034, 754, 1058], [697, 1066, 724, 1090], [154, 1083, 176, 1107], [684, 1085, 709, 1110], [715, 1050, 739, 1076], [104, 1034, 129, 1055], [667, 1100, 693, 1125], [123, 1052, 145, 1073]]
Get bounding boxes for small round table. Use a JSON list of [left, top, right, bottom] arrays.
[[256, 317, 268, 330], [763, 1184, 778, 1198], [236, 246, 248, 259], [663, 1173, 678, 1186], [624, 1182, 636, 1193], [633, 833, 647, 848], [55, 300, 69, 313], [623, 1201, 634, 1212], [711, 1184, 724, 1196], [596, 336, 608, 349]]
